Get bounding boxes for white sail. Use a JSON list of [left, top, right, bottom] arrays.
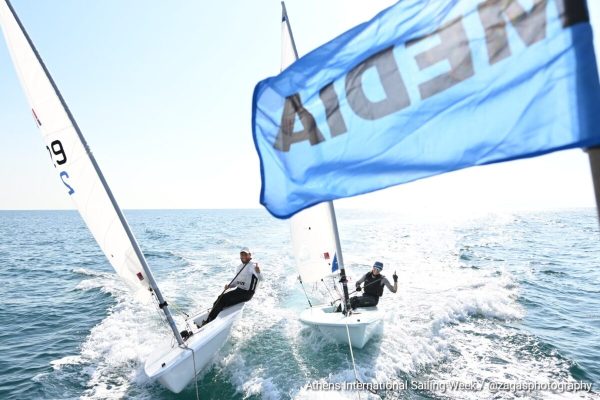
[[0, 1, 151, 294], [282, 3, 377, 351], [291, 205, 338, 282], [281, 4, 339, 283]]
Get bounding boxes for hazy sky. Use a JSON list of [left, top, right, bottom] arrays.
[[1, 0, 599, 213]]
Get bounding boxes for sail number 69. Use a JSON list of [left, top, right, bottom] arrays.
[[46, 140, 67, 166], [46, 140, 74, 195]]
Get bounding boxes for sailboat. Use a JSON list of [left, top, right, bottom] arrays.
[[280, 2, 384, 349], [291, 202, 384, 349], [0, 0, 242, 394]]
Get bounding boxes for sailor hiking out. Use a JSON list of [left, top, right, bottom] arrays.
[[203, 247, 262, 325], [350, 261, 397, 309]]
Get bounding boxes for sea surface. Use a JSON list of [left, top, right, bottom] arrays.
[[0, 208, 599, 399]]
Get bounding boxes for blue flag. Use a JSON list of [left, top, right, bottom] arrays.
[[253, 0, 600, 219]]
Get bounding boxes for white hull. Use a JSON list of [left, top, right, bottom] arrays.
[[299, 304, 383, 348], [144, 303, 244, 393]]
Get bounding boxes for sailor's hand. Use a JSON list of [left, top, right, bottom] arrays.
[[254, 263, 261, 273], [356, 285, 362, 292], [224, 284, 229, 290], [393, 273, 398, 283]]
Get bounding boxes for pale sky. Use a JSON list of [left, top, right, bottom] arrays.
[[0, 0, 599, 213]]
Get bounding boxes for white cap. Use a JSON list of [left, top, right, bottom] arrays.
[[240, 247, 251, 254]]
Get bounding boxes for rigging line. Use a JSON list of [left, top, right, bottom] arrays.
[[170, 300, 190, 318], [333, 274, 383, 303], [150, 293, 179, 346], [298, 275, 313, 307], [187, 307, 211, 323], [183, 316, 194, 334], [159, 296, 195, 337], [208, 262, 251, 313], [320, 278, 336, 305], [151, 294, 168, 323], [343, 318, 361, 400], [343, 316, 378, 397], [169, 300, 191, 321], [185, 347, 200, 400], [332, 276, 343, 303]]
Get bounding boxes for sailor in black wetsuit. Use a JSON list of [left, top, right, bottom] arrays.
[[350, 261, 397, 309], [203, 247, 262, 324]]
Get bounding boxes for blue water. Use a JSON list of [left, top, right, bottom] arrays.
[[0, 209, 599, 399]]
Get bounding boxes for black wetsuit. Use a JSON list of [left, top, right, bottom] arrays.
[[205, 262, 262, 323], [350, 272, 396, 309]]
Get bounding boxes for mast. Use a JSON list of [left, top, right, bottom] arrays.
[[587, 148, 600, 223], [327, 202, 352, 314], [1, 0, 184, 345], [281, 2, 352, 314], [281, 1, 299, 59]]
